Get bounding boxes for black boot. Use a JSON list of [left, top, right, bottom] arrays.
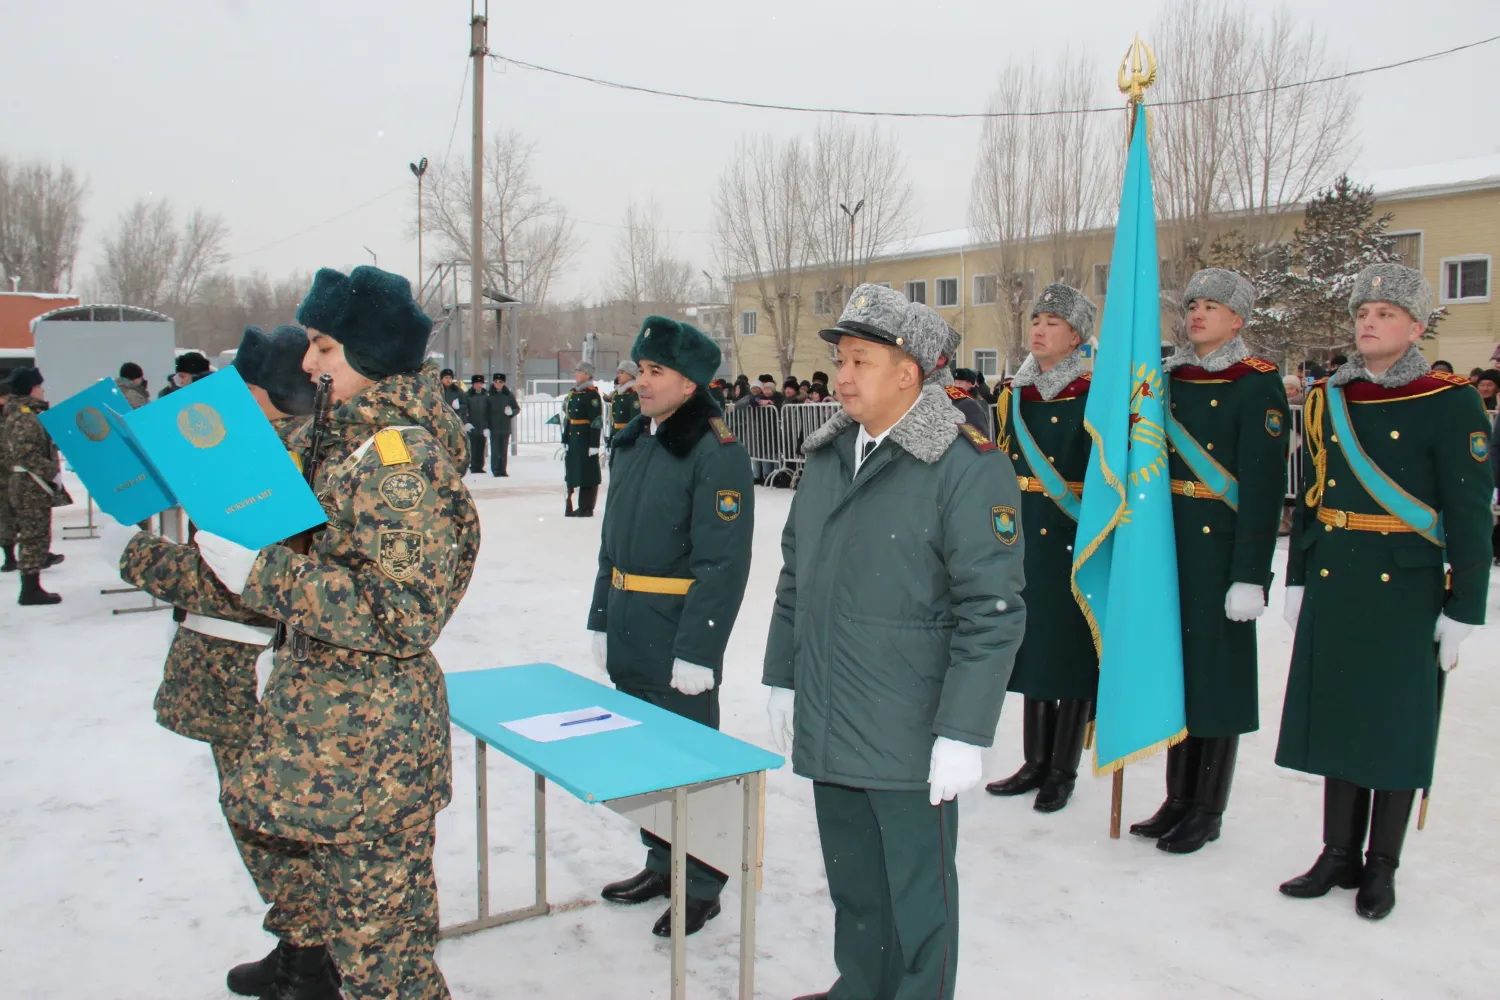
[[1157, 736, 1238, 854], [1356, 789, 1415, 920], [1035, 699, 1092, 812], [1280, 778, 1370, 898], [259, 942, 341, 1000], [602, 868, 670, 904], [577, 486, 599, 517], [227, 941, 340, 997], [43, 552, 64, 568], [1130, 736, 1202, 837], [986, 698, 1056, 796], [1, 544, 16, 571], [651, 897, 722, 937], [18, 572, 61, 605], [565, 490, 576, 517]]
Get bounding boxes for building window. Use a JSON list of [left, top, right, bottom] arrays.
[[873, 281, 892, 289], [739, 310, 757, 337], [973, 274, 998, 305], [1390, 232, 1423, 271], [973, 349, 999, 378], [1441, 256, 1491, 304], [904, 280, 927, 305], [936, 277, 959, 308], [1093, 262, 1110, 295], [813, 289, 832, 315]]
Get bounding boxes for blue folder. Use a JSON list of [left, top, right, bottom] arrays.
[[38, 379, 176, 525], [122, 368, 327, 548]]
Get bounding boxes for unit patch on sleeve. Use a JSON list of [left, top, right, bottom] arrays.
[[992, 505, 1019, 545], [716, 489, 742, 521], [377, 529, 423, 582], [379, 471, 427, 511], [1471, 431, 1489, 463], [1265, 409, 1284, 438]]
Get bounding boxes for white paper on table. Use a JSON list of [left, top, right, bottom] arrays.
[[501, 706, 641, 743]]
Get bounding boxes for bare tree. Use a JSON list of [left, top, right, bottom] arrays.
[[98, 199, 180, 307], [1037, 52, 1118, 289], [0, 158, 88, 293], [170, 208, 231, 306], [609, 197, 698, 309], [714, 134, 814, 382]]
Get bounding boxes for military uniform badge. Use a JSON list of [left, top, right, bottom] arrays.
[[992, 505, 1018, 545], [380, 471, 427, 511], [716, 490, 742, 521], [1265, 410, 1284, 437], [377, 529, 423, 581], [1471, 431, 1489, 463]]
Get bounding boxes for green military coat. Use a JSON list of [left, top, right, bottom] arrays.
[[1277, 360, 1492, 790], [1166, 347, 1289, 737], [996, 369, 1098, 701], [486, 386, 518, 435], [588, 391, 753, 693], [562, 384, 603, 489], [608, 387, 640, 445]]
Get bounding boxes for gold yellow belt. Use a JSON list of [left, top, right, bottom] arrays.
[[611, 569, 694, 596], [1017, 476, 1083, 496], [1316, 506, 1416, 534], [613, 422, 627, 429], [1171, 479, 1224, 500], [569, 419, 590, 424]]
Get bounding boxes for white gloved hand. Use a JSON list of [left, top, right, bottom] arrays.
[[767, 687, 795, 754], [588, 447, 601, 457], [464, 423, 474, 433], [1284, 586, 1305, 632], [1435, 614, 1475, 672], [928, 737, 984, 806], [97, 517, 141, 573], [591, 630, 608, 674], [483, 428, 491, 438], [1225, 582, 1267, 622], [195, 530, 262, 595], [670, 659, 715, 695]]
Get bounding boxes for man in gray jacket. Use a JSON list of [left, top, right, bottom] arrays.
[[763, 283, 1027, 1000]]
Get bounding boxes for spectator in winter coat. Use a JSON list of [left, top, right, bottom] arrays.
[[1474, 369, 1499, 412], [160, 352, 211, 398], [1430, 360, 1455, 374]]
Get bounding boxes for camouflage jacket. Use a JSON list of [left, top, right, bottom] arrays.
[[223, 366, 478, 843], [4, 395, 61, 491], [113, 377, 151, 409]]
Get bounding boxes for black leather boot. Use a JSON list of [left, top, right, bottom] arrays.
[[602, 868, 670, 904], [577, 486, 599, 517], [1280, 778, 1370, 898], [1157, 736, 1238, 854], [226, 943, 280, 996], [260, 942, 341, 1000], [1130, 736, 1201, 837], [565, 489, 576, 517], [1356, 789, 1415, 920], [986, 698, 1055, 796], [1, 544, 16, 571], [18, 572, 61, 605], [1035, 699, 1092, 812], [651, 896, 722, 937], [43, 552, 64, 568]]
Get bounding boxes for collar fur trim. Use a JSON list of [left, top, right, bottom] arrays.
[[804, 383, 962, 465]]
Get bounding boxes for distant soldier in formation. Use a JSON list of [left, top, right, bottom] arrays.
[[113, 361, 151, 409], [608, 360, 641, 446], [486, 373, 519, 477], [1131, 268, 1289, 854], [3, 366, 67, 605], [439, 367, 469, 430], [1277, 264, 1490, 920], [912, 302, 992, 434], [988, 283, 1099, 812], [160, 350, 211, 398], [562, 361, 603, 516], [465, 374, 490, 474]]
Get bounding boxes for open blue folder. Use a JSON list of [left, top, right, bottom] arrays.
[[38, 379, 177, 525]]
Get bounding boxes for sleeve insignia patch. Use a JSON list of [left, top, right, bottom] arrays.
[[373, 428, 412, 466], [716, 489, 742, 521], [1265, 409, 1284, 438], [379, 471, 427, 511], [710, 417, 736, 444], [992, 505, 1019, 545], [960, 423, 997, 452], [1471, 431, 1489, 463], [377, 529, 423, 582]]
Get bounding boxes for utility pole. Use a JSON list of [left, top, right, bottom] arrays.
[[469, 1, 488, 377], [840, 199, 865, 304], [409, 157, 428, 295]]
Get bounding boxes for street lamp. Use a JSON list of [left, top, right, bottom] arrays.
[[363, 246, 378, 268], [839, 199, 865, 304], [409, 157, 429, 296]]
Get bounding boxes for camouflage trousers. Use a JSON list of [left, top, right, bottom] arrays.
[[6, 475, 52, 573], [0, 479, 14, 546]]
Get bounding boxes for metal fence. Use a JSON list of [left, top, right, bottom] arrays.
[[516, 398, 565, 444], [724, 402, 841, 487]]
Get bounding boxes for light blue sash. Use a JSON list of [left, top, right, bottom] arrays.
[[1010, 388, 1082, 521], [1165, 412, 1240, 510], [1325, 382, 1445, 546]]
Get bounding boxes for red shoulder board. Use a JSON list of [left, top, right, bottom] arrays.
[[709, 417, 736, 444], [1055, 376, 1091, 400], [1173, 364, 1254, 383], [1429, 369, 1472, 387], [944, 385, 971, 402], [1342, 374, 1470, 402], [958, 423, 997, 452], [1242, 357, 1278, 374]]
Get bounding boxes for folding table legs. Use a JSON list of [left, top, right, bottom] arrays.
[[738, 771, 763, 1000], [670, 785, 688, 1000]]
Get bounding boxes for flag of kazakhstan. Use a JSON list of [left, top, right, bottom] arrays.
[[1071, 110, 1186, 774]]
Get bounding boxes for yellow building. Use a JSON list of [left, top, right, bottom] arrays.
[[730, 155, 1500, 380]]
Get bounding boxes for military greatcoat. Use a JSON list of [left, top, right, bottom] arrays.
[[562, 384, 603, 489]]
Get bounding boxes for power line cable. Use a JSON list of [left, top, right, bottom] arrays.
[[490, 32, 1500, 120], [440, 58, 472, 172], [226, 185, 408, 262]]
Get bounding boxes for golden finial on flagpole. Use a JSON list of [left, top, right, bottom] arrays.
[[1118, 34, 1158, 104]]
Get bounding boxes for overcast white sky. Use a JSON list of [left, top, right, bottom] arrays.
[[4, 0, 1497, 303]]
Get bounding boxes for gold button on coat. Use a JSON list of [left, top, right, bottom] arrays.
[[1320, 568, 1330, 577], [1207, 443, 1215, 450], [1051, 416, 1059, 424], [1040, 528, 1048, 536], [1381, 573, 1391, 582], [1210, 399, 1219, 407], [1202, 525, 1211, 534], [1390, 430, 1400, 439], [1327, 479, 1336, 487]]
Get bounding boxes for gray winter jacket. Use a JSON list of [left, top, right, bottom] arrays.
[[763, 383, 1027, 791]]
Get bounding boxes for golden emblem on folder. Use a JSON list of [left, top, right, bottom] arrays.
[[177, 402, 227, 449], [76, 406, 111, 442]]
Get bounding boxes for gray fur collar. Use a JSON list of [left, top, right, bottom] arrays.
[[925, 366, 955, 388], [804, 383, 962, 465], [1329, 345, 1430, 389], [1163, 336, 1249, 373], [1012, 351, 1085, 401]]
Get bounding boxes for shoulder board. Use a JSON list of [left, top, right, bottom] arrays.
[[1057, 376, 1092, 399], [19, 406, 33, 414], [1342, 374, 1472, 403], [944, 385, 970, 401], [373, 427, 412, 466], [958, 423, 997, 452], [1241, 357, 1278, 374], [709, 417, 736, 444], [1310, 377, 1328, 389], [1429, 369, 1471, 387], [1081, 372, 1092, 381]]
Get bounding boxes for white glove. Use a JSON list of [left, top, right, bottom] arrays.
[[767, 687, 795, 753], [464, 423, 474, 433], [670, 659, 715, 695], [588, 447, 601, 457], [451, 399, 461, 410], [1225, 582, 1267, 622], [928, 737, 984, 806], [483, 428, 491, 438], [1284, 586, 1305, 632], [97, 518, 141, 573], [195, 530, 262, 595], [591, 630, 607, 674], [1435, 614, 1474, 672]]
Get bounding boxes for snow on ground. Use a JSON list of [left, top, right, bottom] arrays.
[[3, 443, 1499, 998]]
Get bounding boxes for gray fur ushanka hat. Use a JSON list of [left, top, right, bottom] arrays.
[[1348, 263, 1432, 322], [1031, 283, 1098, 340], [1184, 268, 1256, 320], [900, 302, 956, 373]]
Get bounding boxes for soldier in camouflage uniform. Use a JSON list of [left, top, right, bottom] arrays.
[[5, 367, 68, 605], [562, 361, 603, 516], [156, 267, 478, 1000], [0, 386, 14, 574]]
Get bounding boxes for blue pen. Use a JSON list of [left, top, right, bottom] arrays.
[[560, 713, 612, 727]]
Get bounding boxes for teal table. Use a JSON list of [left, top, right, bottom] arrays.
[[443, 663, 783, 1000]]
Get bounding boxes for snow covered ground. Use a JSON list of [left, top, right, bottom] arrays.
[[3, 443, 1498, 999]]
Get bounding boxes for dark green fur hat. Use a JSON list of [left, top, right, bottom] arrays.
[[631, 315, 721, 389], [295, 265, 432, 380]]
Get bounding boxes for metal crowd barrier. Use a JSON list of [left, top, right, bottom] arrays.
[[1285, 404, 1305, 501], [516, 398, 565, 444], [724, 402, 842, 488]]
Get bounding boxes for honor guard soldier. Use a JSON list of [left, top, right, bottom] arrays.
[[608, 359, 641, 446], [562, 361, 603, 516], [987, 283, 1098, 812], [587, 315, 754, 938], [764, 284, 1026, 1000], [439, 367, 470, 429], [485, 374, 519, 476], [1276, 264, 1490, 920], [1131, 268, 1289, 854], [912, 301, 994, 435], [464, 374, 490, 474], [3, 366, 68, 604]]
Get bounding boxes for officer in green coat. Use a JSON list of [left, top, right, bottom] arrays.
[[763, 284, 1026, 1000], [464, 374, 490, 474], [561, 362, 603, 516], [1131, 268, 1289, 854], [987, 283, 1099, 813], [587, 315, 753, 939], [606, 359, 640, 446], [1276, 264, 1490, 920]]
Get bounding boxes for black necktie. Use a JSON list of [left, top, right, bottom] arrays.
[[862, 440, 877, 463]]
